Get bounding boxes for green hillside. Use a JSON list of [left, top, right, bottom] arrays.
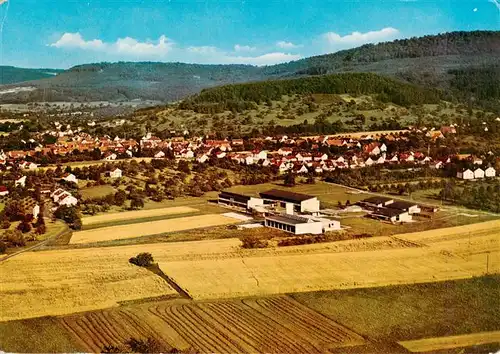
[[180, 73, 442, 113], [0, 31, 498, 108], [0, 66, 63, 85]]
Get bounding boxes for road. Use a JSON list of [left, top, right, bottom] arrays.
[[0, 223, 70, 263]]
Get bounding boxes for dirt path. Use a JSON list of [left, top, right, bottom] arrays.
[[0, 223, 70, 263]]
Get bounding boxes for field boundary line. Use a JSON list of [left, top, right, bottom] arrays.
[[398, 330, 500, 352]]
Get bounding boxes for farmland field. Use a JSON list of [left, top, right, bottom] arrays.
[[3, 220, 498, 322], [0, 248, 177, 321], [59, 296, 364, 353], [79, 185, 116, 200], [158, 220, 499, 299], [72, 214, 238, 244], [291, 275, 500, 343], [81, 206, 199, 227]]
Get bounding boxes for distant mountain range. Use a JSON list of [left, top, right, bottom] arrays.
[[0, 31, 499, 110]]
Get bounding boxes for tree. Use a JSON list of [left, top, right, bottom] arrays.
[[178, 160, 191, 174], [129, 252, 154, 267], [114, 190, 127, 206], [130, 197, 144, 210], [0, 241, 7, 254], [17, 220, 32, 234], [2, 229, 25, 247], [54, 206, 82, 230], [283, 172, 296, 187]]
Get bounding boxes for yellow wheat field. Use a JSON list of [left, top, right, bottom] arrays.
[[158, 220, 500, 300], [2, 219, 498, 321], [82, 206, 199, 226], [72, 214, 238, 244], [0, 249, 176, 322], [399, 331, 500, 352]]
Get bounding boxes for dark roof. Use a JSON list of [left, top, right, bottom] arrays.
[[260, 189, 315, 204], [219, 191, 252, 204], [372, 208, 407, 218], [265, 214, 311, 225], [387, 200, 418, 211], [361, 196, 393, 205]]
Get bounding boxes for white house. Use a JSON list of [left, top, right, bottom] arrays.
[[103, 152, 117, 161], [59, 194, 78, 206], [108, 168, 122, 178], [15, 176, 26, 187], [197, 154, 210, 163], [154, 151, 165, 158], [62, 173, 78, 184], [485, 167, 496, 178], [20, 161, 38, 170], [51, 188, 78, 206], [457, 169, 474, 180], [474, 168, 485, 179], [33, 204, 40, 219]]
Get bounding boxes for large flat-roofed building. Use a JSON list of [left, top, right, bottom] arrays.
[[218, 191, 264, 211], [259, 189, 320, 212], [359, 196, 394, 208], [370, 208, 412, 223], [388, 200, 421, 214], [265, 214, 323, 235]]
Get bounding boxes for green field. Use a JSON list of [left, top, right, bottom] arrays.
[[291, 275, 500, 343], [80, 185, 116, 200]]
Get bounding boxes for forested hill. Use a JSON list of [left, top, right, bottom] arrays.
[[264, 31, 500, 76], [0, 66, 63, 85], [180, 73, 442, 113], [0, 31, 499, 104]]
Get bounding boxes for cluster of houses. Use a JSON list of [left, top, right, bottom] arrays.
[[457, 167, 496, 180], [2, 130, 498, 177]]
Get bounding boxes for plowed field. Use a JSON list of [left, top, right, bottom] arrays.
[[60, 296, 364, 353]]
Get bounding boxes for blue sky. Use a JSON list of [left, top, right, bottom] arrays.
[[0, 0, 499, 69]]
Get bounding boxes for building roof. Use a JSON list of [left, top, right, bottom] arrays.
[[219, 191, 252, 204], [265, 214, 312, 225], [361, 196, 393, 205], [387, 200, 418, 211], [372, 208, 407, 218], [259, 189, 315, 204]]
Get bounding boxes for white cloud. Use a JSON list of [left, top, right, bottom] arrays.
[[50, 33, 105, 51], [114, 35, 173, 56], [234, 44, 256, 52], [276, 41, 300, 49], [50, 32, 300, 66], [223, 52, 301, 66], [50, 33, 174, 57], [473, 7, 478, 12], [323, 27, 400, 46]]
